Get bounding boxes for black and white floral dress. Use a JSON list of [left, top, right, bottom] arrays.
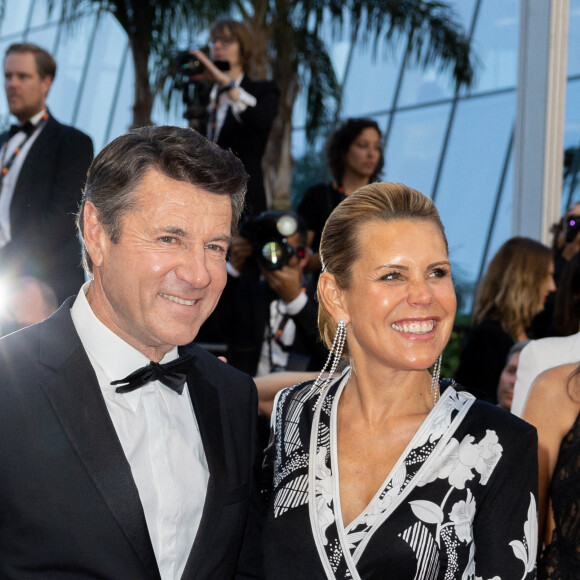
[[263, 368, 538, 579]]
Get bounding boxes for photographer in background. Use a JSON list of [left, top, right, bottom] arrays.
[[530, 202, 580, 338], [188, 18, 279, 217], [209, 211, 327, 379]]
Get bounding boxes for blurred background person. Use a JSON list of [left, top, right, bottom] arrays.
[[455, 236, 555, 403], [189, 18, 279, 217], [263, 182, 537, 578], [511, 251, 580, 416], [217, 210, 327, 378], [552, 202, 580, 282], [522, 362, 580, 577], [530, 203, 580, 338], [496, 339, 530, 412], [296, 117, 384, 274], [1, 43, 93, 305], [0, 275, 58, 337]]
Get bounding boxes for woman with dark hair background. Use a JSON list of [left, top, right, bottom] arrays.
[[297, 117, 384, 274]]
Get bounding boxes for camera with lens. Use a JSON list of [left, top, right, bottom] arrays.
[[239, 211, 307, 271], [174, 51, 230, 78], [565, 214, 580, 243], [173, 50, 231, 126]]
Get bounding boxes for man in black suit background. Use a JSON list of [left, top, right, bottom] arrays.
[[0, 125, 263, 579], [1, 42, 94, 304]]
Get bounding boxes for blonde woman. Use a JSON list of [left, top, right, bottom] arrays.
[[263, 183, 538, 578], [455, 237, 555, 403]]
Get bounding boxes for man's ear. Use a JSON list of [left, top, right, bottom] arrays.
[[318, 272, 349, 324], [82, 202, 108, 269]]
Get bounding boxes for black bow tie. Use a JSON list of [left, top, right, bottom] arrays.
[[8, 121, 35, 138], [111, 354, 193, 395]]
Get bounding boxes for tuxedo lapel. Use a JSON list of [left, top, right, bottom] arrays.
[[37, 300, 161, 580], [181, 347, 228, 576], [8, 117, 58, 228]]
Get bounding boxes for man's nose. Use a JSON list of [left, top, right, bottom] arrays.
[[175, 247, 212, 289]]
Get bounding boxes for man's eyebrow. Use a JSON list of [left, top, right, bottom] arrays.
[[211, 234, 232, 246], [153, 226, 187, 236]]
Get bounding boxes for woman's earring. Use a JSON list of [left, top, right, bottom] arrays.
[[430, 353, 442, 406], [310, 319, 347, 408]]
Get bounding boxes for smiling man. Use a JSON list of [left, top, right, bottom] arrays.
[[0, 126, 263, 579]]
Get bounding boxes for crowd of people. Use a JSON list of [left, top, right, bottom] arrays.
[[0, 18, 578, 580]]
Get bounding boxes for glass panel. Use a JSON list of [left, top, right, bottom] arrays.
[[462, 0, 519, 94], [562, 79, 580, 210], [0, 0, 33, 36], [481, 150, 514, 277], [105, 49, 134, 149], [434, 91, 515, 299], [29, 0, 59, 28], [397, 0, 476, 107], [25, 25, 59, 56], [384, 103, 452, 196], [73, 13, 131, 148], [48, 16, 95, 125], [340, 36, 406, 117], [568, 0, 580, 77]]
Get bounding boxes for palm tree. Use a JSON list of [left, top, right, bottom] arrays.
[[232, 0, 476, 205], [50, 0, 229, 127], [50, 0, 474, 207]]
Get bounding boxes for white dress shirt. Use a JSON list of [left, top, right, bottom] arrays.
[[207, 73, 257, 142], [256, 292, 308, 376], [0, 109, 47, 248], [511, 332, 580, 416], [71, 282, 209, 580]]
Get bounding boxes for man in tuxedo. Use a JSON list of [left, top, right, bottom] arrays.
[[1, 42, 94, 305], [0, 125, 263, 578]]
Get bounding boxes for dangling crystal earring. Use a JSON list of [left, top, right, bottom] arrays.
[[430, 353, 442, 406], [310, 319, 347, 409]]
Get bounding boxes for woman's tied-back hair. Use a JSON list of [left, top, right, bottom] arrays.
[[76, 125, 248, 276], [473, 237, 553, 339], [317, 182, 448, 355]]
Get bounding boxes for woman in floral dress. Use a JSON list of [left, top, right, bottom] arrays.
[[263, 183, 538, 579]]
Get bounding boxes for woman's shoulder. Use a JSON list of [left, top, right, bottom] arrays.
[[277, 379, 317, 406], [525, 363, 580, 420]]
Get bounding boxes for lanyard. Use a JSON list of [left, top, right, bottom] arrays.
[[0, 111, 49, 188]]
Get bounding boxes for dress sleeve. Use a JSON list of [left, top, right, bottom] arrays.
[[472, 423, 538, 579]]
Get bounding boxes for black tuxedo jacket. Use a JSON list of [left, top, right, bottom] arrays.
[[0, 298, 264, 579], [0, 116, 94, 304], [201, 77, 278, 217]]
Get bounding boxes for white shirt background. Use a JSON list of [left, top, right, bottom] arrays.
[[0, 109, 47, 247], [71, 282, 209, 580]]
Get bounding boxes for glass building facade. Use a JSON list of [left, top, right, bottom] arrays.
[[1, 0, 578, 310]]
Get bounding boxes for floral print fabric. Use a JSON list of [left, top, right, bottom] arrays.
[[263, 370, 539, 579]]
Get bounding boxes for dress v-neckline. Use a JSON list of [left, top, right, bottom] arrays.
[[329, 377, 455, 535], [307, 370, 475, 577]]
